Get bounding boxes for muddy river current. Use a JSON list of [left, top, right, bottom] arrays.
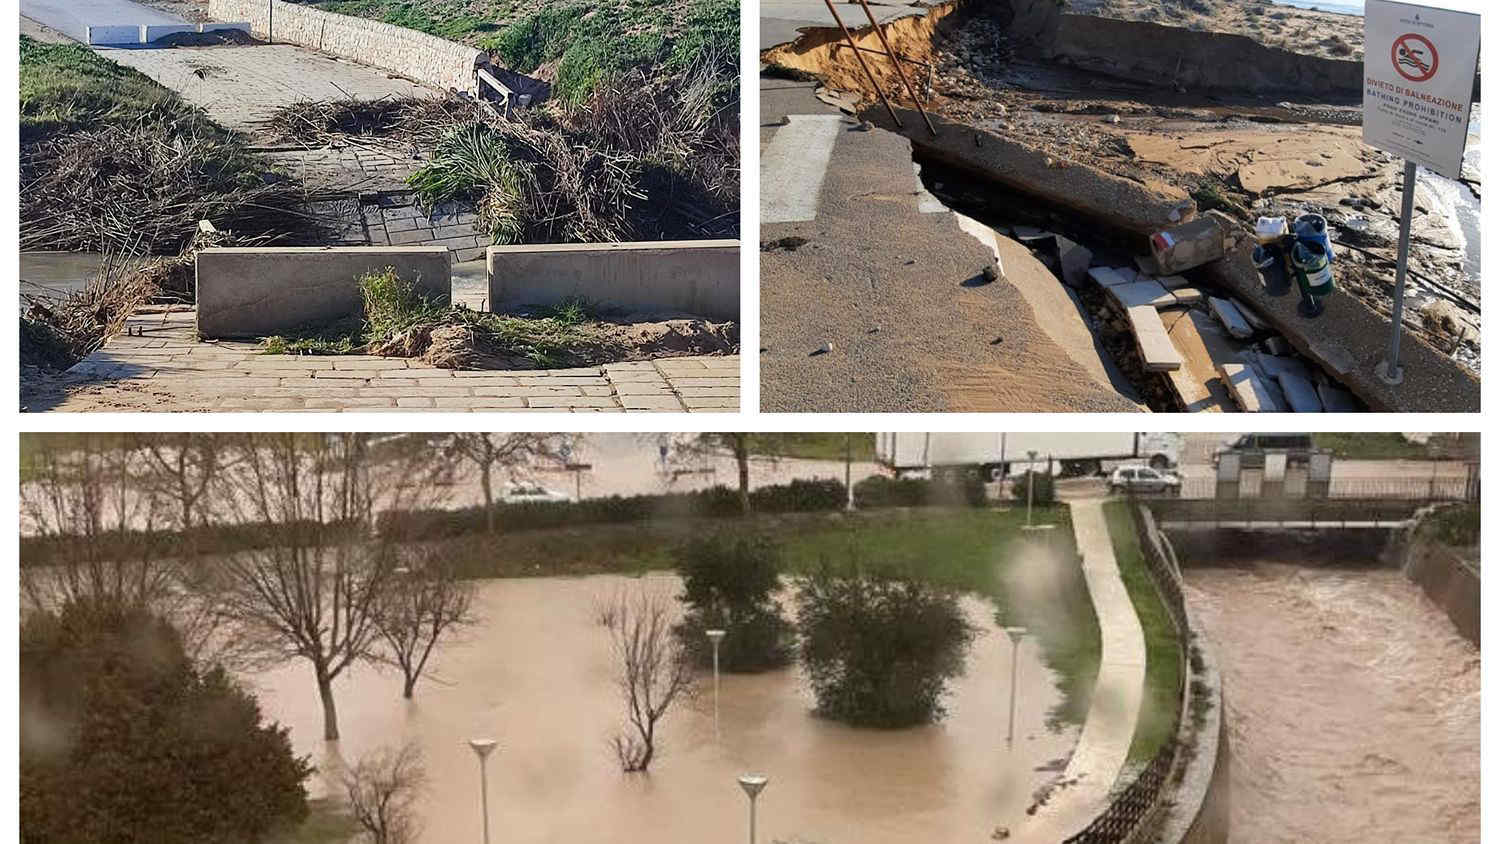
[[1184, 562, 1479, 843], [245, 574, 1075, 844]]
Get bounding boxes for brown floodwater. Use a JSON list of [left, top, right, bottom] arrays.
[[245, 574, 1077, 843], [1183, 563, 1480, 843]]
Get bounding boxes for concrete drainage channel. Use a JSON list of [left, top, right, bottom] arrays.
[[915, 155, 1363, 413]]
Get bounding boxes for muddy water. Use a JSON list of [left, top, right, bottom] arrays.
[[246, 574, 1076, 844], [1184, 563, 1479, 843]]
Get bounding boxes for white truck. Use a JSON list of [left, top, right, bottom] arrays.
[[875, 433, 1182, 481]]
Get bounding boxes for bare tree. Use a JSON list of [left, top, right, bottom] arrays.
[[132, 433, 229, 530], [344, 742, 425, 844], [604, 586, 696, 772], [446, 433, 568, 532], [374, 553, 475, 699], [208, 433, 449, 740], [20, 433, 172, 611]]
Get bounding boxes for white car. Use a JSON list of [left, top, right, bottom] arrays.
[[500, 481, 570, 503], [1108, 465, 1181, 496]]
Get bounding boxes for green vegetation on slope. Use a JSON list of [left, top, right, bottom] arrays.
[[1102, 501, 1183, 766], [1313, 433, 1431, 460], [19, 36, 222, 141], [315, 0, 737, 103], [746, 434, 877, 462]]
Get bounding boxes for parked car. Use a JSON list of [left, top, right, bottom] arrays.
[[500, 481, 570, 503], [1213, 433, 1315, 468], [1108, 465, 1181, 496]]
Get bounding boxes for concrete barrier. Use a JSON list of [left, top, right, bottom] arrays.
[[196, 246, 451, 339], [86, 25, 143, 45], [143, 23, 198, 42], [206, 0, 485, 93], [486, 241, 740, 321]]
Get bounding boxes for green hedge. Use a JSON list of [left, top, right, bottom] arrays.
[[377, 478, 848, 540], [852, 475, 986, 509], [20, 520, 363, 568]]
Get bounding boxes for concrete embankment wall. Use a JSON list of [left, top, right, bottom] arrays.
[[1401, 530, 1479, 646], [487, 241, 740, 321], [196, 246, 451, 339], [206, 0, 484, 93], [1042, 13, 1362, 96]]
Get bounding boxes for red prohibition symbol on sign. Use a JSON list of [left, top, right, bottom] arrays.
[[1392, 32, 1439, 82]]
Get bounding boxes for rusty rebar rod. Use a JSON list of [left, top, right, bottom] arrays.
[[855, 0, 937, 136], [821, 0, 902, 129]]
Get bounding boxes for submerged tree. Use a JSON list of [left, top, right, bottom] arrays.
[[673, 532, 793, 672], [373, 553, 475, 699], [344, 742, 426, 844], [208, 433, 449, 740], [604, 586, 696, 772], [796, 562, 976, 728]]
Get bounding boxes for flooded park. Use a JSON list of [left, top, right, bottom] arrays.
[[246, 574, 1076, 844], [1184, 561, 1480, 842]]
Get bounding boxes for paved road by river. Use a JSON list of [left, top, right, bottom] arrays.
[[1184, 563, 1479, 842]]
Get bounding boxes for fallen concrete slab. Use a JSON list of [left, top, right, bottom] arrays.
[[1161, 309, 1234, 412], [875, 108, 1196, 238], [1055, 235, 1093, 288], [197, 246, 451, 339], [1201, 237, 1477, 412], [1317, 381, 1359, 412], [1218, 362, 1276, 412], [1127, 305, 1182, 371], [1089, 267, 1133, 287], [1171, 287, 1205, 305], [1208, 296, 1255, 339], [1109, 280, 1175, 309], [1276, 370, 1324, 412], [487, 240, 739, 321]]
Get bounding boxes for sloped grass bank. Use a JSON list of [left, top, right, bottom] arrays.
[[1102, 500, 1183, 765]]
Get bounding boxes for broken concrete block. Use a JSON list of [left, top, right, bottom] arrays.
[[1253, 352, 1313, 382], [1055, 235, 1093, 288], [1155, 274, 1193, 289], [1316, 382, 1358, 412], [1109, 280, 1175, 309], [1171, 287, 1205, 305], [1151, 218, 1225, 274], [1126, 304, 1182, 371], [1276, 371, 1323, 412], [1234, 298, 1270, 331], [1088, 266, 1133, 287], [1218, 362, 1276, 412], [1208, 296, 1255, 339]]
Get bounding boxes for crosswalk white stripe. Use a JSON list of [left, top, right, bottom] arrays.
[[761, 114, 843, 224]]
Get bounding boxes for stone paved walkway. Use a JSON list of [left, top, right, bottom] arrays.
[[1020, 498, 1146, 841], [23, 309, 739, 413]]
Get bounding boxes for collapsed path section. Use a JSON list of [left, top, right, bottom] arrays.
[[1023, 498, 1146, 840]]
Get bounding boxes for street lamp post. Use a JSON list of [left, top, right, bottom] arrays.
[[707, 629, 726, 740], [1026, 451, 1039, 528], [1004, 627, 1026, 745], [737, 774, 768, 844], [469, 738, 497, 844]]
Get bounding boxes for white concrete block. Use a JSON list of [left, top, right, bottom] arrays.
[[1127, 305, 1182, 371], [86, 25, 143, 45], [1088, 266, 1133, 287], [1108, 280, 1175, 309], [1217, 362, 1274, 412], [1208, 296, 1255, 339], [1276, 371, 1324, 412]]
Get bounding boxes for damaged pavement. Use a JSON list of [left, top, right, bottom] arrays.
[[760, 0, 1479, 413]]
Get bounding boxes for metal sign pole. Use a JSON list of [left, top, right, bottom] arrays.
[[1378, 159, 1418, 385]]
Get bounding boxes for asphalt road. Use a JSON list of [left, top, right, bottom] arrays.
[[21, 0, 182, 43]]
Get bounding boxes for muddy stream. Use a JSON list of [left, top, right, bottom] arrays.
[[1184, 562, 1479, 842], [245, 574, 1076, 843]]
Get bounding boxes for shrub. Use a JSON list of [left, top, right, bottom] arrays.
[[20, 598, 312, 843], [673, 533, 793, 672], [1010, 470, 1057, 507], [796, 563, 976, 727]]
